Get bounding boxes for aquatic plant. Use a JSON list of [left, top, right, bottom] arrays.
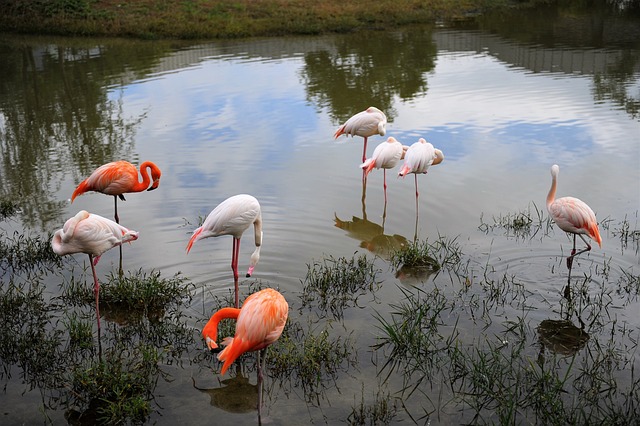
[[300, 253, 381, 320]]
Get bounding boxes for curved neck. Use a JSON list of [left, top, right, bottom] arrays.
[[547, 173, 557, 211], [135, 162, 153, 190], [202, 307, 240, 349]]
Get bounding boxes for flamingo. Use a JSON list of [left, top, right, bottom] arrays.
[[398, 138, 444, 201], [71, 160, 162, 224], [334, 106, 387, 163], [202, 288, 288, 422], [51, 210, 139, 330], [360, 137, 406, 203], [186, 194, 263, 308], [547, 164, 602, 269]]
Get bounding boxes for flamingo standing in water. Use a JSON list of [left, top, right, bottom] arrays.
[[51, 210, 139, 330], [186, 194, 263, 308], [202, 288, 288, 422], [547, 164, 602, 269], [72, 160, 162, 224], [398, 138, 444, 202], [334, 106, 387, 163], [361, 137, 406, 203]]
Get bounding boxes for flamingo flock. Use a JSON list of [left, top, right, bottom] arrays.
[[49, 105, 602, 418]]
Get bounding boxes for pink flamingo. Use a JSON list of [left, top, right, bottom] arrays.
[[547, 164, 602, 269], [361, 137, 406, 203], [202, 288, 288, 422], [186, 194, 263, 308], [334, 106, 387, 163], [398, 138, 444, 202], [51, 210, 139, 329], [72, 160, 162, 224]]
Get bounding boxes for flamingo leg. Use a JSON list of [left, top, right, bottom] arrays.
[[256, 348, 267, 425], [89, 254, 101, 331], [383, 170, 388, 204], [414, 174, 420, 213], [566, 234, 592, 269], [113, 195, 120, 224], [362, 136, 368, 163], [232, 237, 240, 308]]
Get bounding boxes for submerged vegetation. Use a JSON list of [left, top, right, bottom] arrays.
[[1, 193, 640, 423]]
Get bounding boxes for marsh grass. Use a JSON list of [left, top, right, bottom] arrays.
[[268, 318, 357, 404], [69, 342, 160, 424], [1, 271, 196, 424], [373, 235, 640, 425], [300, 253, 381, 320], [478, 202, 552, 240], [610, 213, 640, 253], [348, 385, 398, 425], [0, 230, 61, 274], [60, 268, 192, 324], [0, 199, 20, 219]]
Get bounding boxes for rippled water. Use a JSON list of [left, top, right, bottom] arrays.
[[1, 4, 640, 425]]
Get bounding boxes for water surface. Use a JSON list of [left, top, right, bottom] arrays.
[[1, 3, 639, 424]]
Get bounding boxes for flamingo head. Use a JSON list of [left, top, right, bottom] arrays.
[[147, 163, 162, 191], [433, 149, 445, 165]]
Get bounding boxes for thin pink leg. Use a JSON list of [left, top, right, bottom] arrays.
[[232, 238, 240, 308], [362, 137, 368, 163], [89, 254, 101, 331], [383, 170, 388, 204]]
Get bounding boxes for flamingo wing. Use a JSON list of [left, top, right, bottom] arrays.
[[335, 107, 387, 139], [52, 210, 139, 257], [549, 197, 601, 245], [201, 194, 261, 239]]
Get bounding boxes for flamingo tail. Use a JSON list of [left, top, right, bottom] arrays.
[[186, 227, 204, 253], [217, 337, 253, 376], [360, 159, 376, 176], [588, 222, 602, 248]]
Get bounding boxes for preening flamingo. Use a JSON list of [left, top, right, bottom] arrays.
[[547, 164, 602, 269], [186, 194, 263, 308], [51, 210, 139, 330], [398, 138, 444, 201], [202, 288, 288, 423], [71, 160, 162, 224], [334, 106, 387, 163], [360, 136, 406, 203], [202, 288, 288, 377]]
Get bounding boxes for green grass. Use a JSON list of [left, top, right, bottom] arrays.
[[300, 254, 381, 320], [0, 0, 548, 39]]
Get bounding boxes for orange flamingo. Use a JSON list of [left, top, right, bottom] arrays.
[[186, 194, 263, 308], [203, 288, 287, 422], [51, 210, 139, 329], [71, 160, 162, 224], [334, 106, 387, 163], [361, 136, 406, 203], [547, 164, 602, 269], [398, 138, 444, 202], [201, 288, 288, 378]]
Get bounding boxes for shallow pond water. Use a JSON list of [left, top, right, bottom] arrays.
[[1, 2, 639, 425]]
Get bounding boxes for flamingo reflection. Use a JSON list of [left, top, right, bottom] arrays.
[[192, 373, 258, 414], [536, 316, 589, 367]]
